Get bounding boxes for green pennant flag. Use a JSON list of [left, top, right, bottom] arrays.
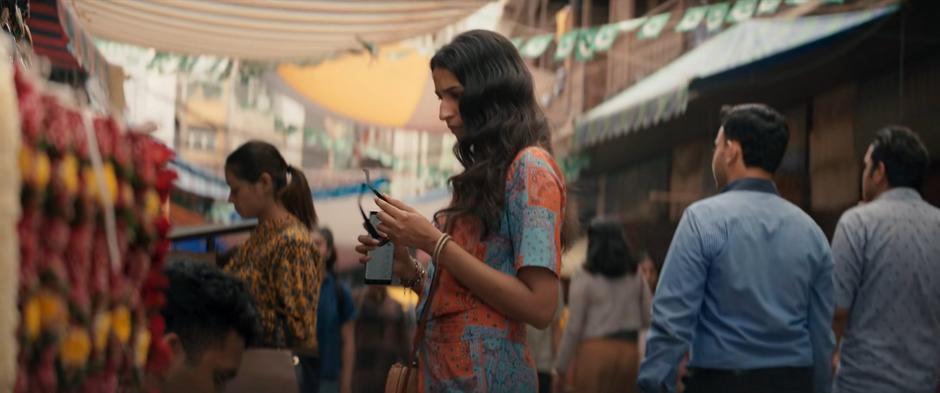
[[637, 13, 671, 40], [676, 6, 708, 32], [554, 30, 579, 61], [618, 17, 648, 33], [706, 3, 731, 32], [728, 0, 759, 23], [786, 0, 844, 4], [757, 0, 783, 14], [511, 37, 526, 49], [520, 34, 554, 58], [593, 24, 620, 52], [575, 28, 598, 61]]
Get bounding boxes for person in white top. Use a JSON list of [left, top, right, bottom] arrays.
[[555, 219, 652, 393]]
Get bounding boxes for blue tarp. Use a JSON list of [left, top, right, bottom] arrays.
[[171, 157, 390, 201]]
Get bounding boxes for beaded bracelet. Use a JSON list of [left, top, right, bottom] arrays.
[[401, 256, 426, 290]]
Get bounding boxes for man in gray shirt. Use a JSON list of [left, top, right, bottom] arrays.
[[831, 126, 940, 393]]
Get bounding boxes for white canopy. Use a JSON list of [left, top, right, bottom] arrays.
[[69, 0, 488, 61]]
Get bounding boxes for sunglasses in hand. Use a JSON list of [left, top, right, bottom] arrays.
[[359, 168, 390, 246]]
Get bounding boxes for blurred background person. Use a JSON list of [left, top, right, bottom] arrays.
[[554, 219, 651, 393], [297, 227, 357, 393], [638, 252, 661, 294], [351, 286, 413, 393], [526, 288, 565, 393]]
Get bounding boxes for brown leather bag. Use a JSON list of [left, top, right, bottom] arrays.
[[384, 266, 442, 393], [384, 362, 420, 393]]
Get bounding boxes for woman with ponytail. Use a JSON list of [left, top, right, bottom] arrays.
[[224, 140, 322, 352]]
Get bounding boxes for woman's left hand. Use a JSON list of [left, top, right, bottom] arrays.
[[373, 197, 443, 255]]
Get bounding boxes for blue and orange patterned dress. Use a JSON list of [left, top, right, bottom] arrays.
[[417, 146, 566, 392]]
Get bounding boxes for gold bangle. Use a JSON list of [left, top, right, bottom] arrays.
[[431, 234, 446, 259], [433, 234, 452, 263]]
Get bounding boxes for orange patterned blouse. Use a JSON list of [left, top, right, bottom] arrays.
[[225, 215, 322, 349]]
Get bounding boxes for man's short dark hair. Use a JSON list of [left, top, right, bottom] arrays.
[[720, 104, 790, 174], [163, 260, 260, 362], [869, 126, 930, 189]]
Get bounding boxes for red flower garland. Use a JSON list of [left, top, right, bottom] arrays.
[[13, 64, 176, 393]]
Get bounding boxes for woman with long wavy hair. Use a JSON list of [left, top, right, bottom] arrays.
[[355, 30, 566, 392]]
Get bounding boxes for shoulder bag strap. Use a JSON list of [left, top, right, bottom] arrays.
[[409, 257, 443, 366]]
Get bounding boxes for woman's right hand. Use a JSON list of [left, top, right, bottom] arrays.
[[355, 235, 417, 281]]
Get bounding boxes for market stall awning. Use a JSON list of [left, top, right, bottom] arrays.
[[68, 0, 488, 61], [573, 5, 898, 150], [30, 0, 105, 73], [28, 0, 117, 105]]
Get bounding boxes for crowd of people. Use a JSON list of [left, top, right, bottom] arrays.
[[150, 29, 937, 393]]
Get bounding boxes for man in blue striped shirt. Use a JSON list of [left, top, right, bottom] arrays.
[[638, 104, 835, 393]]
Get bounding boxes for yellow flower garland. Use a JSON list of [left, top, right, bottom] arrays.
[[134, 330, 151, 368], [22, 296, 40, 341], [37, 290, 66, 333], [58, 153, 79, 197], [59, 327, 91, 368], [112, 306, 131, 345], [92, 311, 111, 352]]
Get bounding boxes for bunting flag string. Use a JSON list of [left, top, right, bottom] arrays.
[[758, 0, 784, 15], [637, 13, 671, 40], [676, 6, 708, 32], [706, 3, 732, 32], [509, 0, 843, 62], [728, 0, 759, 23], [575, 28, 598, 61]]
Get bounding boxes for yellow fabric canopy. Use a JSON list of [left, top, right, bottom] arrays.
[[274, 43, 559, 133], [277, 45, 446, 132]]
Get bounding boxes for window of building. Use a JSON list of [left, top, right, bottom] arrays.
[[187, 126, 216, 151]]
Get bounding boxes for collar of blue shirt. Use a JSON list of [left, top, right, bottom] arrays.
[[876, 187, 922, 202], [721, 177, 779, 195]]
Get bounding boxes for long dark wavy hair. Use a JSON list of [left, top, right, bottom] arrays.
[[225, 140, 317, 230], [430, 30, 552, 237], [584, 219, 637, 278]]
